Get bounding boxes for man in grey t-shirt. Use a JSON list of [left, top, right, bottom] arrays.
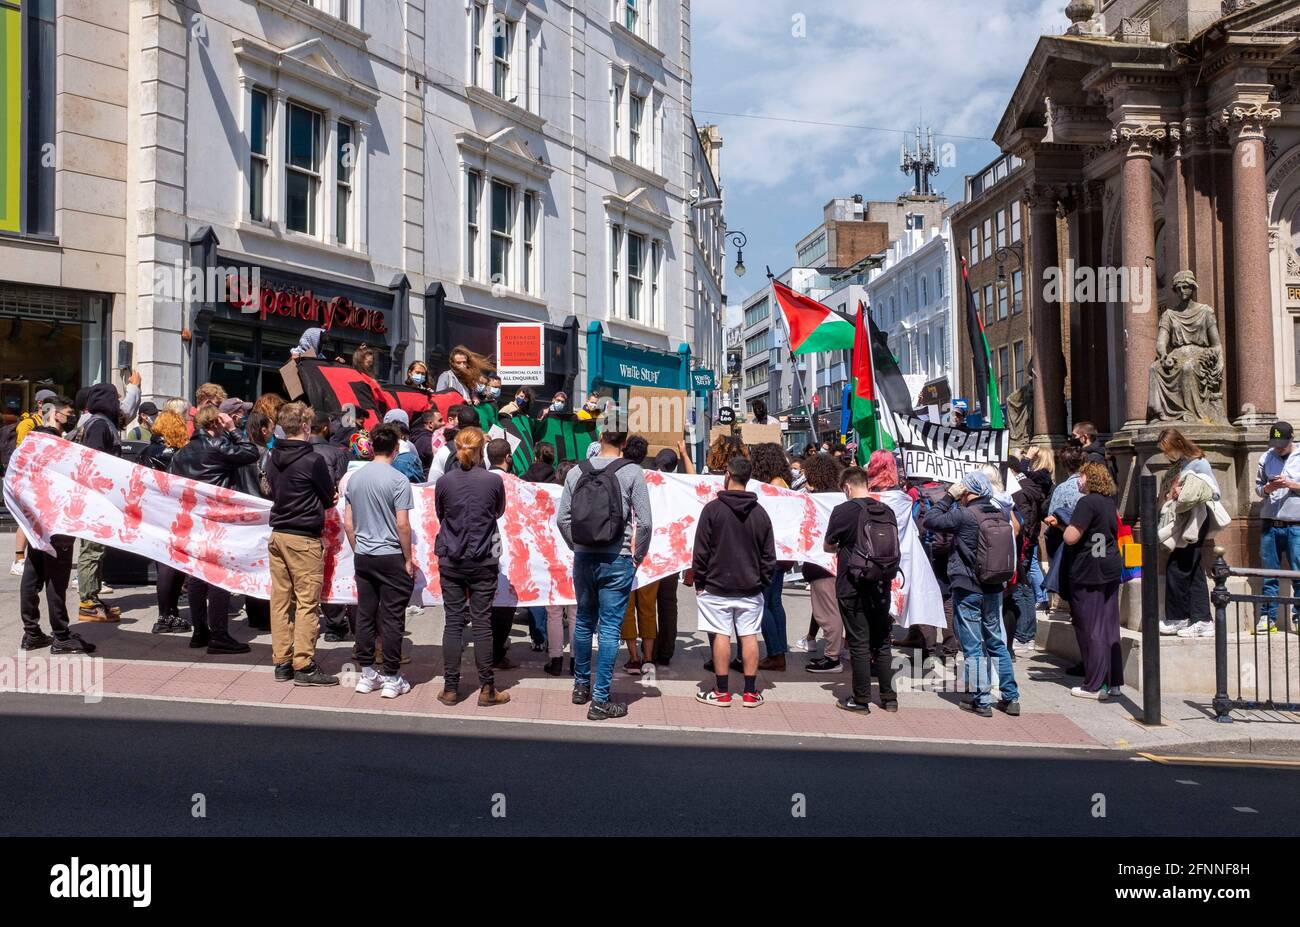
[[557, 430, 652, 721], [344, 425, 416, 698]]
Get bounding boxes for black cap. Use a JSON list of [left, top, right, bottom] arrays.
[[1269, 421, 1293, 448], [138, 401, 159, 417]]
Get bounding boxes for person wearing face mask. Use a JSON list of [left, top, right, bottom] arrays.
[[534, 390, 599, 462], [435, 345, 489, 403], [405, 361, 434, 397], [474, 375, 506, 432], [488, 385, 537, 475]]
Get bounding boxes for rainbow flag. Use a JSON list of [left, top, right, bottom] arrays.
[[1118, 518, 1142, 582]]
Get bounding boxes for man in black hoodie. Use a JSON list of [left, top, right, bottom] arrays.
[[73, 382, 124, 622], [692, 456, 775, 708], [266, 402, 339, 686]]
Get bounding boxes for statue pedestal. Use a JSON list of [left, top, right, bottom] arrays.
[[1106, 421, 1271, 568]]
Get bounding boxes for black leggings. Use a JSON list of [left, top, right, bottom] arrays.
[[1165, 520, 1211, 625], [156, 562, 185, 617]]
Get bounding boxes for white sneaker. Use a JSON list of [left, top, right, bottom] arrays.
[[1013, 640, 1037, 655], [1177, 621, 1214, 639], [9, 560, 24, 576], [1159, 619, 1189, 636], [405, 605, 423, 618], [1255, 616, 1276, 634], [380, 674, 411, 699], [99, 583, 115, 595], [789, 638, 815, 653], [1108, 686, 1123, 698], [355, 665, 383, 694], [1071, 686, 1108, 700]]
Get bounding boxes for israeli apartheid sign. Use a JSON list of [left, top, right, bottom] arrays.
[[891, 413, 1009, 484]]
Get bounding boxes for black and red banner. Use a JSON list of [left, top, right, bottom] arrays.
[[290, 358, 461, 429]]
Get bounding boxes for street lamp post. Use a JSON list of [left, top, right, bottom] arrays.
[[994, 243, 1024, 302], [723, 229, 748, 278]]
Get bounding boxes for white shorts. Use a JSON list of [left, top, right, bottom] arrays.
[[696, 592, 765, 638]]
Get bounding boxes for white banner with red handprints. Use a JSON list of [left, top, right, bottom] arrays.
[[3, 433, 943, 627]]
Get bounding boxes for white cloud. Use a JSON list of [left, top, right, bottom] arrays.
[[694, 0, 1064, 302]]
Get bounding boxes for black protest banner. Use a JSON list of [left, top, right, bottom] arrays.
[[890, 412, 1008, 483], [291, 358, 460, 429]]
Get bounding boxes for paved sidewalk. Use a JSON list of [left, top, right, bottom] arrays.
[[1, 535, 1296, 753]]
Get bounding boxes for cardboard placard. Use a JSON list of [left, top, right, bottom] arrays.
[[709, 425, 735, 446], [740, 422, 783, 446], [627, 386, 689, 448], [279, 360, 304, 400]]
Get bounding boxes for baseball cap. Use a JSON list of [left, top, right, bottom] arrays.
[[383, 409, 410, 428], [219, 398, 252, 416], [138, 401, 159, 417], [34, 389, 57, 406], [1269, 421, 1293, 449]]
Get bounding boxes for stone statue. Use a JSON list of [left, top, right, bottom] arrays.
[[1147, 270, 1227, 425], [1006, 364, 1035, 446]]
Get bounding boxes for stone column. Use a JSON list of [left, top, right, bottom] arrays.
[[1114, 124, 1161, 428], [1027, 183, 1066, 441], [1224, 101, 1281, 425]]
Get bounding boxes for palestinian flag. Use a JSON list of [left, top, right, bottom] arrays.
[[477, 403, 536, 474], [772, 280, 855, 354], [850, 301, 895, 463], [866, 309, 912, 443], [958, 252, 1004, 429], [533, 411, 598, 463]]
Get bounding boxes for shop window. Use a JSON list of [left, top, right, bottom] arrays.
[[286, 103, 322, 235]]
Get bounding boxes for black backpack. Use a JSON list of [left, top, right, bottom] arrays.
[[845, 497, 901, 584], [958, 503, 1017, 586], [570, 458, 633, 547]]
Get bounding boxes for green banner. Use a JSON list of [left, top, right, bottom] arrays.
[[0, 1, 21, 234]]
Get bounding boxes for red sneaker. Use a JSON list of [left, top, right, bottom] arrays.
[[696, 689, 732, 707], [742, 691, 765, 708]]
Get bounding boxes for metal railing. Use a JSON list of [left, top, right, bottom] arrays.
[[1210, 550, 1300, 721]]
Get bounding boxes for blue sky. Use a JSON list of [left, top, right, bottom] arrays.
[[691, 0, 1065, 315]]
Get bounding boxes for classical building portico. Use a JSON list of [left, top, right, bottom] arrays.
[[991, 0, 1300, 566]]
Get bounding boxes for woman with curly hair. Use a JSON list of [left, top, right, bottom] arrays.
[[1062, 461, 1124, 699], [704, 433, 747, 474], [145, 411, 193, 635]]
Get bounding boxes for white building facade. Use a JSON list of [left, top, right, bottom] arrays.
[[864, 217, 957, 407], [1, 0, 710, 416]]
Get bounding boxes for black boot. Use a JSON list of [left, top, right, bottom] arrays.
[[544, 657, 563, 676]]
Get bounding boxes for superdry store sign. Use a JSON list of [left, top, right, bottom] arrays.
[[229, 282, 388, 335]]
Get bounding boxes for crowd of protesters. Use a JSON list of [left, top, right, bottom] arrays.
[[5, 348, 1263, 720]]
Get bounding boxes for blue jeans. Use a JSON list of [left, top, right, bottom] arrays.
[[1011, 576, 1037, 644], [953, 589, 1019, 708], [1028, 556, 1047, 605], [760, 567, 788, 657], [526, 607, 547, 645], [572, 552, 636, 703], [1260, 522, 1300, 623]]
